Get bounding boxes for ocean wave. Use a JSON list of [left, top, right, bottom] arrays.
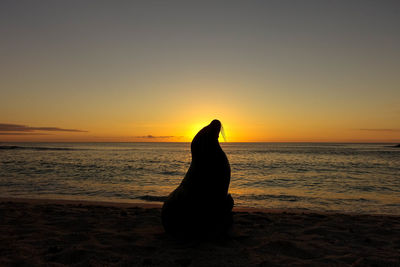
[[136, 195, 168, 202], [236, 194, 311, 202], [0, 145, 84, 151], [160, 170, 181, 176]]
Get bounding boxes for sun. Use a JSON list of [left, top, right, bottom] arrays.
[[185, 120, 228, 142], [186, 121, 207, 141]]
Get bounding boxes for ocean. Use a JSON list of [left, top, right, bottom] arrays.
[[0, 142, 399, 215]]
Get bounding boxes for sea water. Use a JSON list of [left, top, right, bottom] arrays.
[[0, 142, 399, 215]]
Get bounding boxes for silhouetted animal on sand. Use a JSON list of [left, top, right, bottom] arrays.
[[161, 119, 233, 237]]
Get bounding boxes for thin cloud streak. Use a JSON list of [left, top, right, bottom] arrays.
[[0, 132, 50, 135], [134, 135, 176, 139], [0, 123, 87, 133], [359, 128, 400, 132]]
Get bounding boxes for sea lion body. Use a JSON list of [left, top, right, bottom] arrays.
[[161, 120, 233, 237]]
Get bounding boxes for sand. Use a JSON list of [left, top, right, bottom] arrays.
[[0, 198, 399, 266]]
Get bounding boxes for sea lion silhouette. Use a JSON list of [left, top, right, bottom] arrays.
[[161, 119, 233, 237]]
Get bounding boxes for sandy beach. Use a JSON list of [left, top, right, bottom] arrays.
[[0, 198, 399, 266]]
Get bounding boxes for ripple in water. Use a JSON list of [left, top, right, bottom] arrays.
[[0, 142, 399, 215]]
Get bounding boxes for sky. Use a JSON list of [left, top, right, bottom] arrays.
[[1, 0, 399, 142]]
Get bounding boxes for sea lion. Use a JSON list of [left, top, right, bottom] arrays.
[[161, 119, 233, 237]]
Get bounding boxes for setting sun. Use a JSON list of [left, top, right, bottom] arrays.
[[185, 120, 228, 142]]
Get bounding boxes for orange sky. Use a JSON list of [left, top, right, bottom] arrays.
[[1, 2, 399, 143]]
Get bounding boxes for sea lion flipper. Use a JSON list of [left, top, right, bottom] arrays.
[[226, 194, 234, 211]]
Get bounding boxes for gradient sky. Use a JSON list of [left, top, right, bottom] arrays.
[[1, 0, 399, 142]]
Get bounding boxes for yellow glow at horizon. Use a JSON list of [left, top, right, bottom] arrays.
[[185, 120, 229, 143], [1, 103, 400, 142]]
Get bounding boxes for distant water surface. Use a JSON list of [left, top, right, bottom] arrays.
[[1, 142, 399, 215]]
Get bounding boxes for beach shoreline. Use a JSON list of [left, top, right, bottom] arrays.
[[1, 196, 398, 216], [1, 197, 399, 266]]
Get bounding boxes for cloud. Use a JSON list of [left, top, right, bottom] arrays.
[[358, 128, 400, 132], [0, 123, 87, 133], [0, 132, 50, 135], [134, 135, 176, 139]]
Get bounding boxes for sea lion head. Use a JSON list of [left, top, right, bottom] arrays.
[[191, 119, 223, 161]]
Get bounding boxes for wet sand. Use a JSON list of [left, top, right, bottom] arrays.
[[0, 198, 399, 266]]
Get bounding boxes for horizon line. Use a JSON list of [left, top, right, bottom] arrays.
[[1, 141, 399, 144]]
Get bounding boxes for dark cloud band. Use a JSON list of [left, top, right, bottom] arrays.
[[135, 135, 175, 139], [359, 129, 400, 132], [0, 132, 50, 135], [0, 123, 87, 133]]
